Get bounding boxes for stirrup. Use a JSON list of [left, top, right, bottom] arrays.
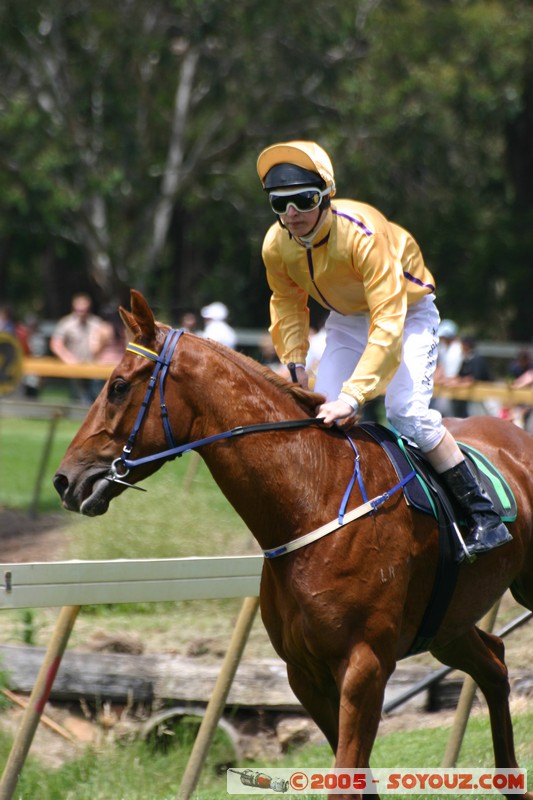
[[453, 523, 477, 564], [458, 521, 512, 562]]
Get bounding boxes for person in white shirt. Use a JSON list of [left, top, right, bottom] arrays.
[[432, 319, 463, 417], [200, 302, 237, 349]]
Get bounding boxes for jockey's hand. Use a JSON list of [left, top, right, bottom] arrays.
[[317, 398, 360, 428]]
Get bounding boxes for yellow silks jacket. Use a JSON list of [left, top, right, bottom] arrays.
[[261, 200, 436, 408]]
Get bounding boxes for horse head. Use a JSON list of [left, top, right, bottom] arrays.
[[54, 290, 184, 515], [54, 289, 324, 518]]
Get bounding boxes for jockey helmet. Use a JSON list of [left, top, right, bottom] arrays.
[[257, 141, 336, 197]]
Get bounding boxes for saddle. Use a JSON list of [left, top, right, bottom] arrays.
[[359, 422, 517, 656]]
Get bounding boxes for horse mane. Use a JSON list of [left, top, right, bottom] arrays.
[[181, 330, 325, 417]]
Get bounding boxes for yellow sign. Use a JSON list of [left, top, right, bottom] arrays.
[[0, 332, 23, 396]]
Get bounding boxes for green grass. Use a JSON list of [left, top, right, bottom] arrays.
[[0, 416, 83, 513], [0, 722, 233, 799], [0, 712, 531, 799], [0, 415, 253, 558]]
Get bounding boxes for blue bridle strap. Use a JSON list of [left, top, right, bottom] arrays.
[[122, 417, 325, 470], [122, 329, 184, 462], [337, 432, 367, 525]]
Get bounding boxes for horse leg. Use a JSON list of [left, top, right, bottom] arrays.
[[331, 642, 393, 800], [285, 662, 340, 753], [286, 647, 389, 800], [432, 627, 532, 800]]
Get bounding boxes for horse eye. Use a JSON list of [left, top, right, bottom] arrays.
[[109, 379, 130, 401]]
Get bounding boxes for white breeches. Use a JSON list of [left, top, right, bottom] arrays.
[[314, 294, 445, 452]]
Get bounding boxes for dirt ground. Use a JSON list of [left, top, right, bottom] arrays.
[[0, 509, 72, 564], [0, 510, 531, 772]]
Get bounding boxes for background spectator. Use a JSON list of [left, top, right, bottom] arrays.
[[509, 349, 533, 431], [200, 302, 237, 349], [431, 319, 463, 417], [509, 348, 533, 381], [446, 336, 494, 417], [50, 293, 104, 403], [180, 311, 200, 334], [92, 306, 127, 365]]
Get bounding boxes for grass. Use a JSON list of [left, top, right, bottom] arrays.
[[0, 415, 83, 513], [0, 722, 233, 799], [0, 710, 531, 799]]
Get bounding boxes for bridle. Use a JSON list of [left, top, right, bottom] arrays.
[[105, 328, 325, 490]]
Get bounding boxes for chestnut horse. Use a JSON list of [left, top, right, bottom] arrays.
[[54, 291, 532, 799]]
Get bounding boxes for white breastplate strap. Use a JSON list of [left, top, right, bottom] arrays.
[[263, 493, 385, 559]]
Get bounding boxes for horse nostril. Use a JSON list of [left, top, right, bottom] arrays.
[[53, 473, 69, 498]]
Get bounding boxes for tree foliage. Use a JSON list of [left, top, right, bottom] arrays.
[[1, 0, 532, 338]]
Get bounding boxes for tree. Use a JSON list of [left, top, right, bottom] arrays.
[[0, 0, 357, 319], [1, 0, 533, 339], [329, 0, 533, 338]]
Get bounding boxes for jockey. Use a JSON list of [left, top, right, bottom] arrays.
[[257, 140, 512, 559]]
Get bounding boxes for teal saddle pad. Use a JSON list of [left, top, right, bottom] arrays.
[[359, 423, 517, 524]]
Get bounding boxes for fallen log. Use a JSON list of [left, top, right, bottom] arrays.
[[1, 645, 529, 712], [0, 645, 300, 708]]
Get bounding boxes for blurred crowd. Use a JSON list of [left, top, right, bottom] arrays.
[[0, 294, 242, 404], [3, 299, 533, 430], [432, 318, 533, 432]]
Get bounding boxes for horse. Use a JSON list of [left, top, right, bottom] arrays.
[[54, 290, 533, 799]]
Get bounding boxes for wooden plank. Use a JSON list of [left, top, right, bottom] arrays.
[[0, 646, 299, 708], [433, 382, 533, 404], [0, 556, 263, 609], [5, 645, 528, 713], [22, 357, 114, 380], [19, 357, 533, 404]]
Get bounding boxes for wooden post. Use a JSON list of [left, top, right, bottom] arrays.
[[0, 605, 80, 800], [441, 600, 501, 768], [29, 408, 62, 518], [177, 595, 260, 800]]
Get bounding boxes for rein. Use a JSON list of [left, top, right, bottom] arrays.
[[106, 328, 416, 558], [106, 329, 325, 482]]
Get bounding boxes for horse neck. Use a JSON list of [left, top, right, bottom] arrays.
[[178, 337, 312, 434], [174, 340, 335, 550]]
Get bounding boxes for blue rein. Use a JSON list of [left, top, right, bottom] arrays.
[[107, 329, 325, 483], [106, 328, 415, 529]]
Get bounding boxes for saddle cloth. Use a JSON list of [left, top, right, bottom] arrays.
[[359, 423, 517, 656]]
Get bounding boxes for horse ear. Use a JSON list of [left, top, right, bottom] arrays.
[[119, 290, 156, 341]]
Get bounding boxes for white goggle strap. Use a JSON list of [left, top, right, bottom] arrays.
[[269, 184, 333, 199]]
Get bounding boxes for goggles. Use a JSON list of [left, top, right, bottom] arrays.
[[268, 186, 330, 215]]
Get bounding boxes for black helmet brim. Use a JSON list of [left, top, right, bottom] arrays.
[[263, 163, 325, 191]]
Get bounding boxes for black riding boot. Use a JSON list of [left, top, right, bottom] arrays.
[[441, 460, 513, 556]]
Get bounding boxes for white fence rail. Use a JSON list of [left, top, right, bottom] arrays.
[[0, 555, 263, 609]]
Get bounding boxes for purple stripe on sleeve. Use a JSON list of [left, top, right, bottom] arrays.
[[333, 210, 374, 236], [404, 271, 435, 292]]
